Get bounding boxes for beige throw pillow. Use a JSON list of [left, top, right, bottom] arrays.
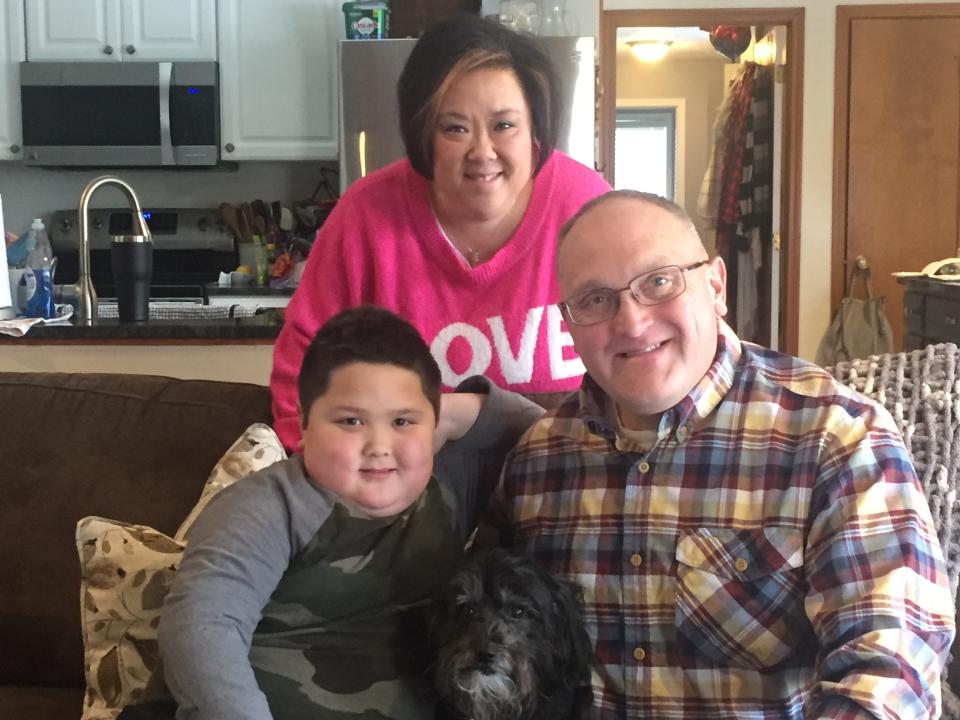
[[77, 423, 286, 720], [175, 422, 287, 541], [77, 516, 184, 718]]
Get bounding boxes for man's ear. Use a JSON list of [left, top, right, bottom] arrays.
[[707, 256, 728, 317]]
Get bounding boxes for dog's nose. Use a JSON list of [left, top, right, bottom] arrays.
[[475, 650, 498, 675], [475, 650, 495, 666]]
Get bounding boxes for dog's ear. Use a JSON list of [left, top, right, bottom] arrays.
[[548, 575, 593, 685]]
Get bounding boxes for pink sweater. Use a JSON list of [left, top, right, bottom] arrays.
[[270, 153, 610, 448]]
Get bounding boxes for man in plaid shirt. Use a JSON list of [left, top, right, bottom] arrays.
[[495, 191, 955, 719]]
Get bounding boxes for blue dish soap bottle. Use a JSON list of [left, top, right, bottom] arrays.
[[24, 218, 56, 319]]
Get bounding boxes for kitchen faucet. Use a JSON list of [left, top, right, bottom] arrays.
[[73, 176, 152, 325]]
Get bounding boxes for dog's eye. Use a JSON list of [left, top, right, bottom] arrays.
[[457, 602, 478, 619], [509, 605, 526, 619]]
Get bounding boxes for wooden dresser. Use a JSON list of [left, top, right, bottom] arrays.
[[898, 277, 960, 350]]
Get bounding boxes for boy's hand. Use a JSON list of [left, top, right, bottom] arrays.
[[434, 392, 485, 450]]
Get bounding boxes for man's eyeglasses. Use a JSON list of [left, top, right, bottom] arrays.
[[559, 260, 710, 326]]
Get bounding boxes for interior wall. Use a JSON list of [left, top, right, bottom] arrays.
[[603, 0, 958, 359], [615, 51, 727, 249]]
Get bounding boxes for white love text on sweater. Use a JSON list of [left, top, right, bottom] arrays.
[[430, 305, 584, 386]]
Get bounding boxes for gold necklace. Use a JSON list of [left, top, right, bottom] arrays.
[[435, 213, 483, 266], [445, 226, 482, 266]]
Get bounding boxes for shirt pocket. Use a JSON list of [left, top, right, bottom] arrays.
[[674, 526, 807, 670]]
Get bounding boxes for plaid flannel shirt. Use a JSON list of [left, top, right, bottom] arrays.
[[496, 324, 954, 719]]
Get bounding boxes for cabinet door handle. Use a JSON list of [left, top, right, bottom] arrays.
[[9, 144, 19, 154], [103, 45, 114, 55], [126, 45, 136, 55], [946, 316, 957, 326], [224, 143, 235, 153]]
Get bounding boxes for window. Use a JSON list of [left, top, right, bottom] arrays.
[[614, 106, 678, 200]]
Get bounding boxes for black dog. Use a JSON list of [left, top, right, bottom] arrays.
[[429, 549, 593, 720]]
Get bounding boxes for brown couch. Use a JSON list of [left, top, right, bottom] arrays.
[[0, 372, 273, 720], [1, 345, 958, 719]]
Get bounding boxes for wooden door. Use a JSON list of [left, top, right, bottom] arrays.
[[834, 5, 960, 350]]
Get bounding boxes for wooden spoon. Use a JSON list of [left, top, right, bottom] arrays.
[[219, 202, 242, 242], [238, 202, 254, 244]]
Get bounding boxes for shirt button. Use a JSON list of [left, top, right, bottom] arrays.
[[677, 425, 689, 440], [629, 553, 643, 567], [638, 460, 651, 473], [734, 557, 749, 572], [633, 646, 646, 662]]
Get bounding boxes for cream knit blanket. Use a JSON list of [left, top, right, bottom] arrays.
[[828, 342, 960, 596]]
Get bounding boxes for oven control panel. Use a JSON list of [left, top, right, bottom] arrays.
[[50, 208, 232, 252]]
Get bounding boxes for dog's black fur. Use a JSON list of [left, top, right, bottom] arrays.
[[428, 549, 593, 720]]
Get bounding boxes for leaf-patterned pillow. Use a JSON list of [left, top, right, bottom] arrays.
[[76, 423, 285, 719], [76, 516, 184, 720], [174, 422, 286, 541]]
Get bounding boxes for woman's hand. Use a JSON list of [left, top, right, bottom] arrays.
[[434, 392, 486, 450]]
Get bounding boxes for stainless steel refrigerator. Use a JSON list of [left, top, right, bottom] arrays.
[[338, 36, 596, 193]]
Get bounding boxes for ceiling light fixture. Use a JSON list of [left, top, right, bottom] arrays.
[[627, 40, 673, 62]]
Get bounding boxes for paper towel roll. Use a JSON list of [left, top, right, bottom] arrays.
[[0, 195, 14, 320]]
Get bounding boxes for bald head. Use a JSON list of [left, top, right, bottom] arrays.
[[557, 190, 705, 266], [556, 191, 708, 294]]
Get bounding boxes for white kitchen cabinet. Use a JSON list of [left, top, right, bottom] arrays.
[[25, 0, 216, 62], [0, 0, 25, 160], [217, 0, 340, 160]]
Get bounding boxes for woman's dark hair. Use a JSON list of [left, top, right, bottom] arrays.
[[397, 14, 562, 179], [297, 305, 442, 425]]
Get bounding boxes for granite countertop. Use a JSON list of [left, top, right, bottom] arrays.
[[0, 308, 284, 343]]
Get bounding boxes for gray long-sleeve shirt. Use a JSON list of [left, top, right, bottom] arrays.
[[158, 378, 542, 720]]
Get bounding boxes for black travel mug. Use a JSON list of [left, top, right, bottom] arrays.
[[111, 236, 153, 322]]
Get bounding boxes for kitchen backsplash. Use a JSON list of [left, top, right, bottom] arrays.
[[0, 160, 337, 237]]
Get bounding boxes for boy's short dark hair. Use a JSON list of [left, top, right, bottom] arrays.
[[297, 305, 442, 424], [397, 14, 561, 180]]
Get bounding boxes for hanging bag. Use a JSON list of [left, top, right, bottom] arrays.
[[815, 264, 894, 367]]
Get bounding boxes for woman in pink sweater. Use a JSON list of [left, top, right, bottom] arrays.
[[270, 15, 610, 449]]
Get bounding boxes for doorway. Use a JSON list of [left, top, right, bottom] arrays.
[[599, 8, 804, 354], [832, 3, 960, 350]]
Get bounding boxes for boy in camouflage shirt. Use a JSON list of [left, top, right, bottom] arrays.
[[158, 306, 543, 720]]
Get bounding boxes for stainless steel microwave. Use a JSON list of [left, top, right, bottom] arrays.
[[19, 61, 219, 167]]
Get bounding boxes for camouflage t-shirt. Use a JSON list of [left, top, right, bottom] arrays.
[[251, 471, 461, 720]]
